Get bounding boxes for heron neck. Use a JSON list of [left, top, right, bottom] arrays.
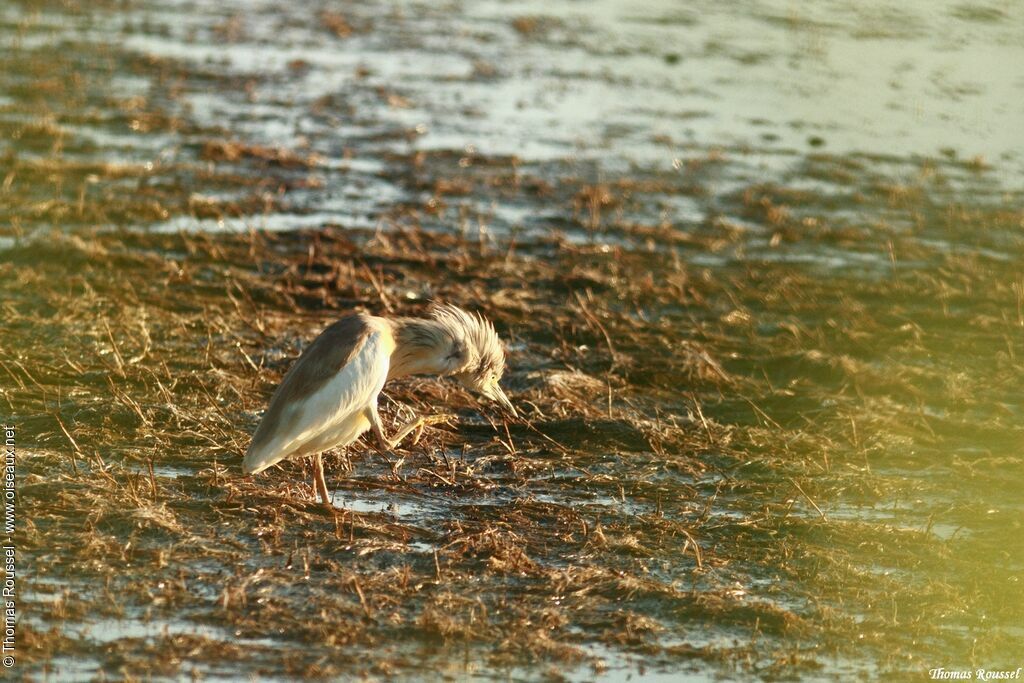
[[388, 318, 452, 380]]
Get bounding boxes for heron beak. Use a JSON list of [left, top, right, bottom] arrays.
[[489, 384, 517, 419]]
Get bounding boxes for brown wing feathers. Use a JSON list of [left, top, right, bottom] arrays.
[[246, 314, 372, 460]]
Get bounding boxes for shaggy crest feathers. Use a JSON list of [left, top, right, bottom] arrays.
[[388, 303, 507, 382], [429, 303, 506, 379]]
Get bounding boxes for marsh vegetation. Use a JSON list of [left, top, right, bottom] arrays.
[[2, 0, 1022, 679]]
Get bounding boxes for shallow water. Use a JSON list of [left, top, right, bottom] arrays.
[[3, 0, 1024, 680]]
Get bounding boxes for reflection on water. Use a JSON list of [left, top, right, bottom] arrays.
[[3, 0, 1023, 679], [109, 0, 1024, 171]]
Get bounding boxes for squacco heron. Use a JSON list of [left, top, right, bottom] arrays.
[[242, 304, 515, 504]]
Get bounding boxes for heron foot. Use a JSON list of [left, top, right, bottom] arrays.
[[312, 453, 331, 507], [386, 413, 456, 450]]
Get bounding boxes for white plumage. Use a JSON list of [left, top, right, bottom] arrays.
[[243, 305, 515, 505], [242, 328, 390, 475]]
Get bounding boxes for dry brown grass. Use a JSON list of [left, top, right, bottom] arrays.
[[2, 0, 1023, 678], [5, 206, 1022, 677]]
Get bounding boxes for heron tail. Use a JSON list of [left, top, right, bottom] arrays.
[[242, 437, 288, 475]]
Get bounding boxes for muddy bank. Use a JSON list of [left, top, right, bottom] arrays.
[[2, 0, 1023, 679], [5, 216, 1023, 678]]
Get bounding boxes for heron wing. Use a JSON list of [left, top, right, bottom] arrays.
[[243, 314, 390, 474]]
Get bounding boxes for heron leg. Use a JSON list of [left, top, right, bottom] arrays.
[[366, 405, 452, 451], [367, 405, 391, 451], [312, 453, 331, 506]]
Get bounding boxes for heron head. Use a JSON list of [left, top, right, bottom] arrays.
[[431, 304, 517, 417]]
